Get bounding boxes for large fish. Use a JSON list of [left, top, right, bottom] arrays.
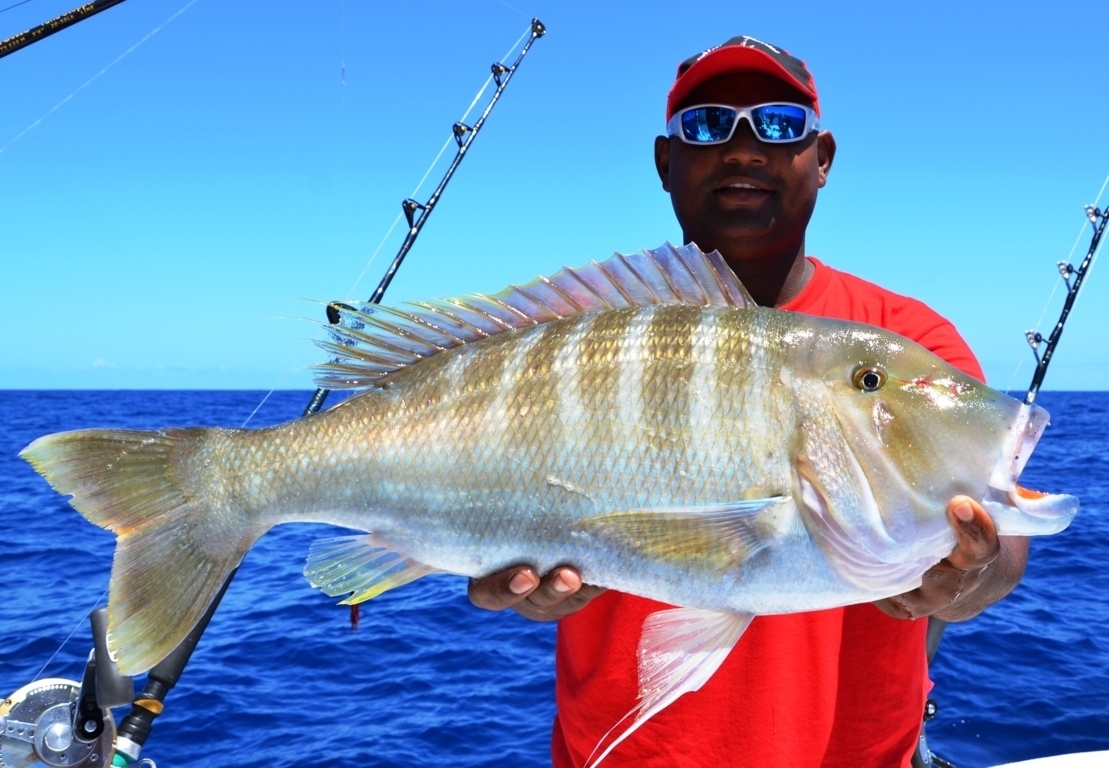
[[21, 243, 1077, 765]]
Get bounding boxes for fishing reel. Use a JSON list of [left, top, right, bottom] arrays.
[[1, 610, 138, 768], [0, 677, 116, 768]]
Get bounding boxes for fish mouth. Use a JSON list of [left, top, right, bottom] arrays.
[[983, 402, 1078, 535], [988, 402, 1049, 491]]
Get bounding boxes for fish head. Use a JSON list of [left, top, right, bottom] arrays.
[[783, 317, 1076, 566]]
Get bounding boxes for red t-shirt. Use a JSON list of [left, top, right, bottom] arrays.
[[552, 257, 984, 768]]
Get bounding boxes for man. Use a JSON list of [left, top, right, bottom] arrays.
[[470, 36, 1029, 767]]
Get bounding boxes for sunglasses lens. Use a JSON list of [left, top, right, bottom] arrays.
[[679, 106, 737, 143], [750, 104, 810, 142]]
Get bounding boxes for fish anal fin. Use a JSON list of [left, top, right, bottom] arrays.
[[313, 242, 755, 392], [575, 498, 783, 573], [586, 608, 754, 768], [304, 534, 440, 605]]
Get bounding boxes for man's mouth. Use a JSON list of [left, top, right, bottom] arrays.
[[715, 180, 772, 204]]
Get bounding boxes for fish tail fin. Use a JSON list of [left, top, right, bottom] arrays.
[[20, 427, 262, 676]]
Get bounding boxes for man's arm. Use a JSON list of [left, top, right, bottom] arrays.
[[874, 496, 1030, 622]]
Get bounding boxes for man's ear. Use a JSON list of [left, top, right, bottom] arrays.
[[816, 130, 836, 188], [654, 135, 671, 192]]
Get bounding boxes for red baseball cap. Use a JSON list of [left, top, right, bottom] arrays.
[[666, 36, 820, 120]]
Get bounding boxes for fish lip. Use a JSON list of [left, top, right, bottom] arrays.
[[987, 402, 1049, 492]]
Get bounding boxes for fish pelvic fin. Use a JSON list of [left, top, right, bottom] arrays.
[[304, 534, 440, 604], [20, 428, 262, 676], [585, 608, 754, 768], [313, 241, 754, 391]]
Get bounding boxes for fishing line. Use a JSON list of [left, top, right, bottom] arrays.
[[1028, 171, 1109, 331], [0, 0, 199, 156], [0, 0, 31, 14], [493, 0, 530, 20], [343, 135, 454, 299], [345, 135, 459, 299], [1075, 216, 1107, 302], [1004, 168, 1109, 394], [245, 20, 536, 424], [30, 586, 109, 683], [344, 212, 406, 301], [240, 364, 301, 428], [342, 24, 530, 301], [1072, 171, 1109, 302]]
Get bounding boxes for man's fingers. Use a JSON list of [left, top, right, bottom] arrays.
[[516, 569, 607, 621], [876, 497, 1005, 620], [526, 567, 583, 609], [946, 496, 1000, 571], [468, 566, 539, 611], [883, 560, 976, 619], [469, 565, 605, 621]]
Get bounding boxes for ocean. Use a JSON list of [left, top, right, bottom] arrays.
[[1, 389, 1106, 767]]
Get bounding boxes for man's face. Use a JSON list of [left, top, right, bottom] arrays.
[[655, 72, 836, 269]]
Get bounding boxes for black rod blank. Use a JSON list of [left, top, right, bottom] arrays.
[[1025, 205, 1108, 405], [0, 0, 128, 60], [301, 17, 546, 418]]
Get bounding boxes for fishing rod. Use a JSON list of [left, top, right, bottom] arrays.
[[302, 17, 547, 417], [0, 0, 128, 60], [1024, 203, 1108, 404], [0, 18, 546, 768], [916, 188, 1107, 768]]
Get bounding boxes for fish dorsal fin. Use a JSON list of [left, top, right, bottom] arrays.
[[313, 242, 753, 391]]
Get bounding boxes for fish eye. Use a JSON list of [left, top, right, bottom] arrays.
[[852, 366, 886, 392]]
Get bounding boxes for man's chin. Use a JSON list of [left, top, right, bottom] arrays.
[[699, 218, 780, 247]]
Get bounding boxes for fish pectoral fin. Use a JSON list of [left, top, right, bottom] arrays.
[[575, 498, 783, 572], [586, 608, 754, 768], [304, 534, 440, 605]]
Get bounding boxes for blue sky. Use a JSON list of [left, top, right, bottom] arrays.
[[2, 0, 1107, 392]]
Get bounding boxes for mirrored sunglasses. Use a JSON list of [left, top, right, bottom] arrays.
[[666, 103, 819, 145]]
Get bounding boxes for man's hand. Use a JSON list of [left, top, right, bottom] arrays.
[[468, 565, 606, 621], [875, 495, 1029, 622]]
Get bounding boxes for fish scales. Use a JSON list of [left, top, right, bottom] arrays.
[[193, 306, 806, 608]]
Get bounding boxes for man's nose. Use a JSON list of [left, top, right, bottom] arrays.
[[721, 118, 768, 164]]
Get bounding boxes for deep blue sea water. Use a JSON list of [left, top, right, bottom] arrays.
[[1, 390, 1106, 767]]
